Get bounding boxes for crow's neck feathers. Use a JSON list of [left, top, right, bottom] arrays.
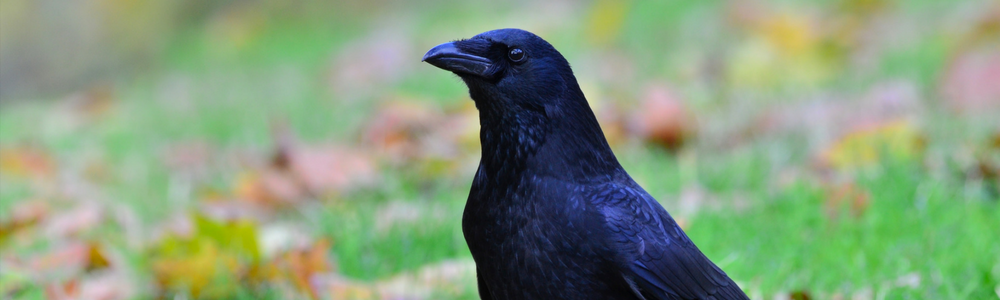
[[473, 83, 622, 184]]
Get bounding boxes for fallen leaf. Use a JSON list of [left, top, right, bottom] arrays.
[[818, 119, 925, 171], [273, 124, 377, 197], [233, 170, 304, 207], [28, 241, 110, 278], [151, 240, 240, 298], [45, 279, 78, 300], [627, 84, 697, 151], [360, 100, 480, 177], [274, 239, 333, 299], [0, 200, 49, 244], [0, 144, 57, 181], [758, 12, 817, 57], [790, 289, 813, 300], [149, 213, 262, 297], [360, 100, 443, 164]]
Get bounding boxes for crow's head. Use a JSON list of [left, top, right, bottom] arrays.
[[422, 29, 583, 116]]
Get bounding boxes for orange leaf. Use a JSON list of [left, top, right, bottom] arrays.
[[0, 145, 56, 180]]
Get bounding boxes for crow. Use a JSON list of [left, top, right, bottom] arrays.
[[422, 28, 749, 300]]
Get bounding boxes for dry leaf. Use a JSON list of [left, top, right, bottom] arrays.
[[28, 242, 110, 278], [273, 124, 377, 197], [273, 239, 333, 299], [149, 213, 262, 297], [627, 84, 696, 151], [818, 119, 925, 171], [0, 200, 49, 244], [151, 241, 241, 297], [758, 13, 817, 57], [790, 289, 813, 300], [361, 100, 480, 177], [361, 100, 443, 163], [0, 144, 57, 180]]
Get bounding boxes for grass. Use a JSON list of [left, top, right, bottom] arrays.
[[2, 1, 998, 299]]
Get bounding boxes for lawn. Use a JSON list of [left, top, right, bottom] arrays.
[[1, 1, 998, 299]]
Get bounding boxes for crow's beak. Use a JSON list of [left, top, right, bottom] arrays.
[[422, 42, 493, 78]]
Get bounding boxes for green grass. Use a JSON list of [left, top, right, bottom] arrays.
[[2, 1, 998, 299]]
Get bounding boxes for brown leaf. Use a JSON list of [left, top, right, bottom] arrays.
[[360, 100, 443, 164], [233, 170, 304, 207], [0, 144, 57, 180], [274, 239, 333, 300], [627, 84, 697, 151], [28, 241, 111, 277], [45, 280, 79, 300], [273, 124, 377, 196], [790, 290, 813, 300], [284, 145, 376, 195], [360, 100, 482, 177], [0, 199, 49, 244]]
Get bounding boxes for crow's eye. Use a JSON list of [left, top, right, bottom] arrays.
[[508, 48, 525, 62]]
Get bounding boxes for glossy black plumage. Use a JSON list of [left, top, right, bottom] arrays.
[[423, 28, 749, 300]]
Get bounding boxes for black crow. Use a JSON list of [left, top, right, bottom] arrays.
[[422, 28, 749, 300]]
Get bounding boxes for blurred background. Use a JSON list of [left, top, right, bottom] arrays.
[[1, 0, 998, 299]]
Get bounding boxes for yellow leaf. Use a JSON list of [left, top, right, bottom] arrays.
[[821, 120, 926, 170], [152, 240, 240, 297], [0, 145, 56, 180], [759, 13, 816, 57], [192, 213, 261, 262], [150, 213, 263, 297]]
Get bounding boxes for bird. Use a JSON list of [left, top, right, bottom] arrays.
[[422, 28, 749, 300]]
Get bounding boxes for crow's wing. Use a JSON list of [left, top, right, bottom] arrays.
[[591, 183, 748, 300]]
